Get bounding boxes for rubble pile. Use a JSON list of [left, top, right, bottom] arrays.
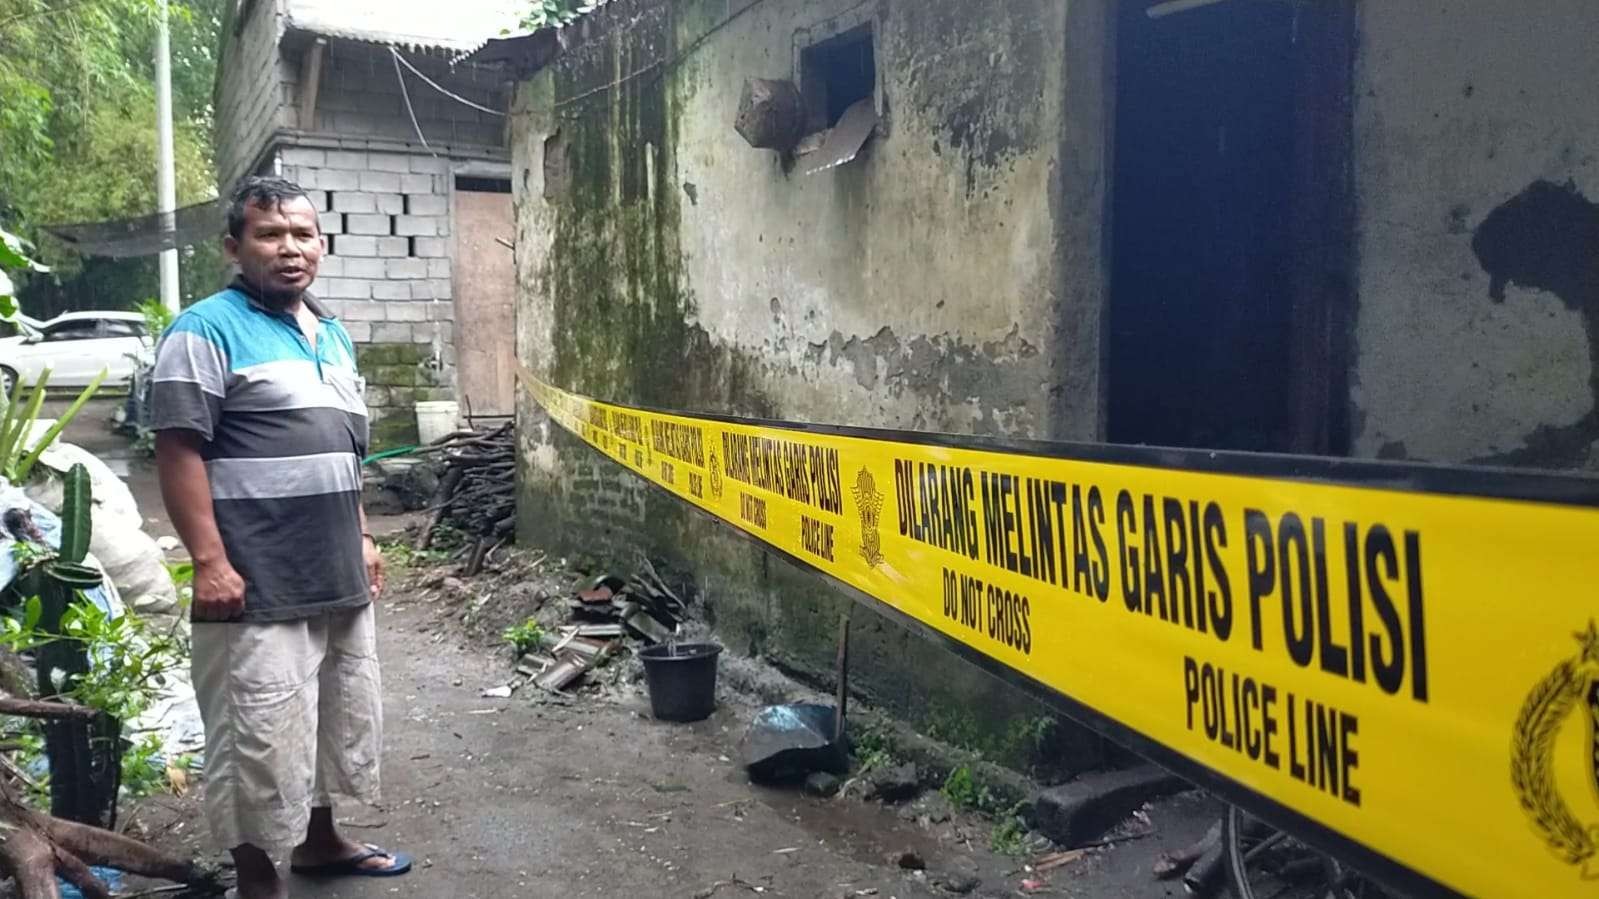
[[506, 564, 688, 695]]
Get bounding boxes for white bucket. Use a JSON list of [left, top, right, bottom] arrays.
[[414, 400, 460, 445]]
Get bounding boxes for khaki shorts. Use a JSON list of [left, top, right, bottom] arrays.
[[192, 604, 382, 852]]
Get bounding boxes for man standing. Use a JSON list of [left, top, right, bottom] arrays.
[[153, 176, 411, 898]]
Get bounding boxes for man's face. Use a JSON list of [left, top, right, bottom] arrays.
[[225, 196, 324, 304]]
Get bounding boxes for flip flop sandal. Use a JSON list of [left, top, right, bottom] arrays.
[[290, 844, 413, 878]]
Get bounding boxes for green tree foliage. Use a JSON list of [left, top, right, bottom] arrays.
[[0, 0, 225, 310], [517, 0, 593, 30]]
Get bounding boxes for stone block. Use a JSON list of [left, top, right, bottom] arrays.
[[427, 300, 455, 320], [326, 278, 375, 300], [388, 387, 417, 406], [371, 280, 411, 301], [410, 156, 449, 174], [316, 255, 345, 277], [342, 257, 386, 279], [308, 189, 330, 212], [343, 320, 371, 342], [372, 322, 412, 344], [407, 194, 448, 217], [338, 301, 387, 322], [335, 235, 378, 256], [386, 258, 428, 279], [326, 150, 368, 169], [386, 303, 427, 322], [376, 193, 405, 215], [304, 168, 360, 191], [280, 147, 326, 167], [346, 214, 392, 235], [359, 171, 401, 192], [401, 173, 435, 194], [377, 237, 410, 257], [364, 384, 391, 407], [1030, 766, 1190, 848], [411, 322, 439, 343], [427, 258, 451, 279], [369, 413, 420, 451], [394, 216, 439, 237], [427, 278, 453, 300], [412, 237, 448, 258], [369, 363, 419, 387], [357, 343, 429, 368], [368, 152, 412, 173], [333, 192, 377, 214], [319, 213, 344, 235]]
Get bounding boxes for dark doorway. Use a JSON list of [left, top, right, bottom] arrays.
[[1106, 0, 1353, 455]]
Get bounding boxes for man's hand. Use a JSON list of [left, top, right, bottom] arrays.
[[364, 535, 385, 599], [191, 558, 247, 622]]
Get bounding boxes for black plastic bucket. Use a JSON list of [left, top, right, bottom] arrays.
[[639, 643, 723, 722]]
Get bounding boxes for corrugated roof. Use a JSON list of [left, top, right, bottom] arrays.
[[283, 0, 527, 52]]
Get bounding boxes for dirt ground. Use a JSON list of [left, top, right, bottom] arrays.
[[49, 402, 1226, 898]]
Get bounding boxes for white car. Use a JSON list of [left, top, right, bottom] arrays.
[[0, 311, 152, 394]]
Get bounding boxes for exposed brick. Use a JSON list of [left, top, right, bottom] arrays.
[[377, 237, 410, 257], [368, 152, 412, 173], [308, 190, 331, 212], [376, 193, 405, 215], [326, 150, 368, 169], [316, 256, 345, 277], [336, 235, 379, 257], [400, 174, 435, 194], [371, 281, 411, 301], [394, 216, 439, 237], [427, 279, 453, 300], [319, 214, 345, 235], [407, 194, 448, 216], [364, 384, 391, 407], [359, 171, 401, 192], [332, 192, 377, 213], [411, 156, 449, 174], [428, 258, 451, 279], [346, 214, 392, 235], [373, 322, 412, 343], [386, 258, 428, 279], [427, 300, 455, 320], [343, 320, 372, 342], [386, 303, 427, 322], [433, 174, 452, 194], [409, 280, 441, 301], [411, 322, 439, 343], [412, 237, 448, 258], [280, 147, 326, 167]]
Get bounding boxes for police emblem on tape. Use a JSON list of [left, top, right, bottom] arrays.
[[1511, 619, 1599, 879], [851, 468, 884, 568], [708, 451, 724, 500]]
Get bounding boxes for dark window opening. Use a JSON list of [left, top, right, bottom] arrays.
[[326, 233, 336, 255], [1105, 1, 1352, 455], [456, 176, 512, 194], [800, 26, 875, 134]]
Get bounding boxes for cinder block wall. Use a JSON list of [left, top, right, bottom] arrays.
[[278, 146, 457, 447]]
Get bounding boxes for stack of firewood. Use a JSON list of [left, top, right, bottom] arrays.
[[415, 423, 515, 552]]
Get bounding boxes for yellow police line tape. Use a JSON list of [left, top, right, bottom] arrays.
[[521, 370, 1599, 898]]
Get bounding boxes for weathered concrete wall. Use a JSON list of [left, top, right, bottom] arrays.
[[1351, 1, 1599, 469], [216, 0, 292, 188], [513, 0, 1108, 771]]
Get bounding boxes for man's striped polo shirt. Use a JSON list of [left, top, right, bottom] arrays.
[[151, 279, 370, 622]]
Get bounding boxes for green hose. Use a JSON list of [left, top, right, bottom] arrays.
[[361, 445, 421, 466]]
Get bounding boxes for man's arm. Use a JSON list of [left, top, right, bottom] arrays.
[[156, 430, 246, 621], [358, 505, 384, 599]]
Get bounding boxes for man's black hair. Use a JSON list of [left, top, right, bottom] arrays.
[[225, 175, 317, 240]]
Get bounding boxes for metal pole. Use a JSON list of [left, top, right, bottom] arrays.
[[155, 0, 180, 312]]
